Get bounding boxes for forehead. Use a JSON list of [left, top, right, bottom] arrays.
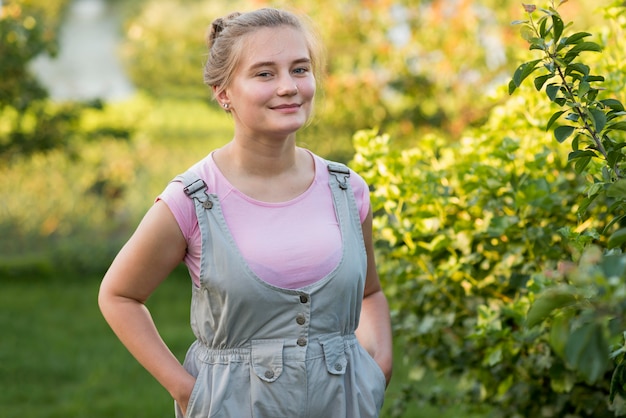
[[239, 26, 310, 68]]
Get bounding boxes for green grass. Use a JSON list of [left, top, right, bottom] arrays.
[[0, 270, 192, 418], [0, 268, 484, 418]]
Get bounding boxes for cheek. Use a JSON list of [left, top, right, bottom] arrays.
[[301, 78, 317, 100]]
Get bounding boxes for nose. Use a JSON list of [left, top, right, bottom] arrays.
[[277, 75, 298, 96]]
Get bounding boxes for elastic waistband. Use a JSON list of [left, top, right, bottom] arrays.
[[190, 333, 358, 363]]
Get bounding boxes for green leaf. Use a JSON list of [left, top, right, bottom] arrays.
[[564, 323, 609, 384], [539, 16, 548, 38], [562, 32, 592, 45], [610, 361, 626, 403], [550, 313, 571, 358], [526, 285, 578, 328], [589, 108, 607, 132], [566, 63, 590, 77], [606, 121, 626, 132], [586, 75, 605, 82], [552, 15, 564, 43], [512, 59, 542, 88], [577, 81, 590, 99], [554, 126, 576, 143], [608, 227, 626, 249], [601, 99, 625, 112], [607, 150, 624, 169], [534, 74, 553, 91], [600, 253, 626, 279], [568, 41, 602, 54], [574, 156, 592, 174], [546, 111, 565, 131], [546, 84, 560, 101], [603, 214, 626, 235], [578, 196, 594, 215], [568, 150, 597, 161]]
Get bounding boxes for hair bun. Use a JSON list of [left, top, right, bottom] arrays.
[[207, 12, 242, 49]]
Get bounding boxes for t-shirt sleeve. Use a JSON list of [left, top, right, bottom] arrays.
[[348, 169, 371, 223], [156, 180, 196, 241]]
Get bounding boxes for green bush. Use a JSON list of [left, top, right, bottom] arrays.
[[351, 2, 626, 416]]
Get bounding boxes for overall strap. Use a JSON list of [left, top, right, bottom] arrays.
[[173, 170, 215, 284], [327, 162, 351, 190], [326, 160, 367, 269], [175, 171, 213, 209]]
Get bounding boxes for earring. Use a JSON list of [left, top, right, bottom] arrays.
[[223, 103, 229, 109]]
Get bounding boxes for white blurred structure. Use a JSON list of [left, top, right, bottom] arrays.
[[30, 0, 134, 101]]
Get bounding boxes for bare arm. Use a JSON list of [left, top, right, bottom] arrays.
[[98, 201, 195, 412], [356, 206, 393, 386]]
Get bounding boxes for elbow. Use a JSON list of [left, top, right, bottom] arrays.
[[97, 282, 110, 317]]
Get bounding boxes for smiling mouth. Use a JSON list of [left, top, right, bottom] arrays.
[[271, 104, 301, 110]]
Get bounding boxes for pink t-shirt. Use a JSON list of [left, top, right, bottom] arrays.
[[158, 150, 370, 289]]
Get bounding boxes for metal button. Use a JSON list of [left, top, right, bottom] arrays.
[[296, 314, 306, 325], [297, 337, 307, 347], [299, 295, 308, 303], [264, 370, 275, 379], [334, 363, 343, 372]]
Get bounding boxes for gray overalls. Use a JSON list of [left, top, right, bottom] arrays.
[[173, 162, 386, 418]]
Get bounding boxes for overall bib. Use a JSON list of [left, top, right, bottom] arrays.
[[173, 163, 386, 418]]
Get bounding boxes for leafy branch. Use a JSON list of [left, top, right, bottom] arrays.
[[509, 1, 626, 247], [509, 2, 626, 175]]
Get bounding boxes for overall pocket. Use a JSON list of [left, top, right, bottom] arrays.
[[250, 339, 288, 418]]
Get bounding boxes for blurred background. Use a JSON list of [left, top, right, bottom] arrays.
[[0, 0, 618, 417]]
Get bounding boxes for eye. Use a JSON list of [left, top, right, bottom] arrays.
[[256, 71, 273, 78], [293, 67, 310, 75]]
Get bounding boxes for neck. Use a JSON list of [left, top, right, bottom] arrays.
[[217, 133, 299, 178]]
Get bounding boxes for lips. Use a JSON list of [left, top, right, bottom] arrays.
[[271, 103, 301, 110]]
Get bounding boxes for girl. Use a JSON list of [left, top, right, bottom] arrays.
[[98, 7, 392, 417]]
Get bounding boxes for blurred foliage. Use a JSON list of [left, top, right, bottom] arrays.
[[0, 95, 231, 275], [0, 0, 133, 160], [352, 1, 626, 416]]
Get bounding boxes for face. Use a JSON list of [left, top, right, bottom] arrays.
[[218, 26, 316, 140]]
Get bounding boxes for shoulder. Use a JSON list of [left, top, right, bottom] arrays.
[[156, 154, 214, 238], [309, 151, 371, 222], [309, 152, 368, 192]]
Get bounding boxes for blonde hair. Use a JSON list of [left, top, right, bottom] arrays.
[[204, 8, 324, 100]]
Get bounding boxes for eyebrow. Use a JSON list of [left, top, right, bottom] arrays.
[[248, 58, 311, 71]]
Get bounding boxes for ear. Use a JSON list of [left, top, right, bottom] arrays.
[[213, 85, 229, 104]]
